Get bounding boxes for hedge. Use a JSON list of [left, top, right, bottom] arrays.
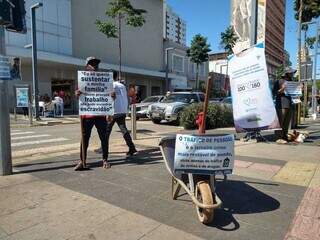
[[179, 103, 234, 130]]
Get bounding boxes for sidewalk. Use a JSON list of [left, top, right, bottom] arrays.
[[1, 121, 320, 239]]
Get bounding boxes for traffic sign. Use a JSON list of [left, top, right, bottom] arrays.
[[0, 55, 10, 80]]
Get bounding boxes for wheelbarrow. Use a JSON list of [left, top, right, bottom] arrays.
[[159, 135, 224, 224]]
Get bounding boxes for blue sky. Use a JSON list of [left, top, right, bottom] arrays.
[[167, 0, 298, 67]]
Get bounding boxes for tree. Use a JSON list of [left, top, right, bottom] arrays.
[[306, 36, 317, 49], [284, 50, 292, 67], [294, 0, 320, 23], [275, 65, 285, 80], [276, 50, 292, 80], [187, 34, 211, 90], [95, 0, 147, 80], [220, 26, 238, 55]]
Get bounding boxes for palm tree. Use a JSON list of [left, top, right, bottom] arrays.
[[187, 34, 211, 90], [220, 26, 238, 55], [220, 26, 238, 95]]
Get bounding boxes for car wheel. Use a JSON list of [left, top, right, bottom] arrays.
[[152, 118, 161, 124], [173, 112, 181, 126]]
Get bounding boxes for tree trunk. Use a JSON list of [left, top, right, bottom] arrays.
[[118, 14, 122, 81], [225, 62, 230, 96], [196, 63, 199, 90]]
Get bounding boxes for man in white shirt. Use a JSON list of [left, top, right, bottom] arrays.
[[53, 92, 64, 117], [96, 71, 137, 161]]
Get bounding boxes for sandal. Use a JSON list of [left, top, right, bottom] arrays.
[[74, 161, 88, 171], [102, 160, 111, 169]]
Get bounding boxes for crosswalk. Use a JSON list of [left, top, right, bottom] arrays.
[[10, 129, 69, 149]]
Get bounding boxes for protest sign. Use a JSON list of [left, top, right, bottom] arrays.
[[285, 81, 302, 96], [228, 42, 280, 132], [174, 134, 235, 175], [16, 87, 29, 107], [78, 71, 113, 116], [0, 55, 10, 80]]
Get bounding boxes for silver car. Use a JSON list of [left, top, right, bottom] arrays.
[[136, 95, 164, 119], [149, 92, 205, 124]]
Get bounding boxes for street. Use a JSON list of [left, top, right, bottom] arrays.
[[1, 120, 320, 240]]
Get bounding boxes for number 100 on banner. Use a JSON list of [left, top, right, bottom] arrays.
[[78, 71, 114, 116]]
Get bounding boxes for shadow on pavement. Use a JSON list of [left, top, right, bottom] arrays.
[[13, 147, 163, 174], [210, 179, 280, 230], [90, 147, 163, 168]]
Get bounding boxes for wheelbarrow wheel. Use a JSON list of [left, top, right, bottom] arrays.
[[195, 181, 214, 224]]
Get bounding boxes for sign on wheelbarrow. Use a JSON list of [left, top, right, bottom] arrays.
[[174, 134, 235, 175]]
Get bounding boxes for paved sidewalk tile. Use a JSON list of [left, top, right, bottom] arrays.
[[272, 162, 317, 187], [0, 173, 38, 188], [285, 187, 320, 240], [0, 174, 205, 240], [309, 166, 320, 189], [236, 143, 320, 163], [140, 224, 204, 240]]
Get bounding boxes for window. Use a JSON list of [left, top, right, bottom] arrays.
[[172, 54, 184, 73]]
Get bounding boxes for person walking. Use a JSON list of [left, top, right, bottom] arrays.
[[74, 57, 111, 170], [95, 71, 137, 160]]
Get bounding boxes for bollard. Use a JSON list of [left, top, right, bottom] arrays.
[[131, 104, 137, 140], [28, 102, 33, 126], [14, 107, 17, 122]]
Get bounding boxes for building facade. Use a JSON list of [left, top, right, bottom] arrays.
[[163, 2, 186, 46], [164, 39, 209, 91], [5, 0, 171, 113], [231, 0, 286, 80], [264, 0, 286, 78], [209, 52, 228, 75]]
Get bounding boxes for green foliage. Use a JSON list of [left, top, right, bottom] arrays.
[[306, 36, 317, 49], [95, 20, 118, 38], [187, 34, 211, 64], [294, 0, 320, 22], [187, 34, 211, 90], [220, 26, 239, 55], [284, 50, 292, 67], [275, 66, 285, 80], [95, 0, 147, 39], [180, 103, 234, 130]]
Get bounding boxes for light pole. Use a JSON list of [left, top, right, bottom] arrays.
[[165, 47, 175, 92], [300, 20, 319, 120], [312, 21, 319, 118], [31, 2, 42, 120], [0, 26, 12, 176]]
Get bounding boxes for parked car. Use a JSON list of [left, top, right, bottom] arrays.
[[149, 92, 205, 124], [129, 95, 164, 119], [219, 97, 232, 108]]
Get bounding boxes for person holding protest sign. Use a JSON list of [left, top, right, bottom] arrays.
[[74, 57, 112, 171], [273, 67, 297, 142]]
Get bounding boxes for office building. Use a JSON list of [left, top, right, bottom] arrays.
[[231, 0, 286, 79], [163, 2, 186, 46], [5, 0, 183, 113]]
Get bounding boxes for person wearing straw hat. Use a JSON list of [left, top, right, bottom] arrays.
[[273, 67, 297, 142], [74, 57, 112, 170]]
